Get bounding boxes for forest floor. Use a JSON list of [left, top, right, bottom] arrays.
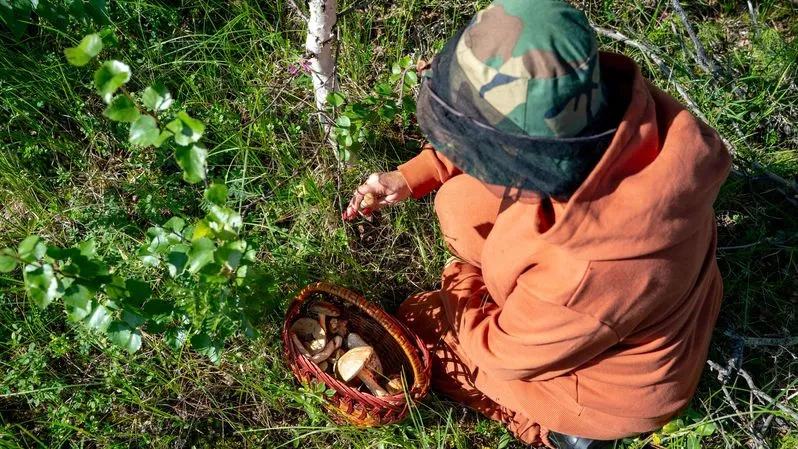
[[1, 0, 797, 448]]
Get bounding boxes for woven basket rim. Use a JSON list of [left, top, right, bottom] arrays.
[[282, 281, 431, 410]]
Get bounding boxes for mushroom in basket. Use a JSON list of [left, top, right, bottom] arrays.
[[336, 346, 388, 397]]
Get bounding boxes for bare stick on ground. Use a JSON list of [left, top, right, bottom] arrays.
[[670, 0, 716, 74]]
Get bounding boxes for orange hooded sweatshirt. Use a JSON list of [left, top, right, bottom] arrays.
[[397, 53, 732, 438]]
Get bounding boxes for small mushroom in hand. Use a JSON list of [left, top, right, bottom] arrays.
[[336, 346, 388, 397], [360, 192, 376, 211], [291, 317, 326, 354], [309, 301, 340, 334], [311, 335, 343, 364]]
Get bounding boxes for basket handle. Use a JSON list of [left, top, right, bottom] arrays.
[[291, 282, 429, 398]]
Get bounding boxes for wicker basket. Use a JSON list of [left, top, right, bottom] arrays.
[[282, 282, 431, 426]]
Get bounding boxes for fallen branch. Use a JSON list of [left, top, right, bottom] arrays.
[[736, 367, 798, 422], [723, 329, 798, 348], [670, 0, 716, 74], [707, 360, 770, 448]]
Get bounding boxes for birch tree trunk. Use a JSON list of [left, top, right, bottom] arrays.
[[305, 0, 338, 129]]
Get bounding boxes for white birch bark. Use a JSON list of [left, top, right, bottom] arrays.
[[305, 0, 338, 124]]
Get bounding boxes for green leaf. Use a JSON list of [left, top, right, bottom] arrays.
[[191, 333, 222, 365], [662, 418, 684, 434], [0, 248, 17, 273], [187, 238, 215, 274], [374, 82, 393, 96], [64, 33, 103, 66], [165, 327, 188, 350], [18, 236, 46, 262], [85, 0, 109, 25], [142, 300, 173, 322], [0, 0, 33, 40], [192, 219, 213, 241], [77, 238, 96, 257], [103, 95, 140, 122], [215, 240, 245, 271], [204, 182, 228, 205], [327, 91, 345, 107], [37, 1, 70, 31], [694, 422, 717, 436], [125, 279, 152, 305], [84, 302, 112, 330], [64, 283, 94, 321], [379, 103, 397, 120], [404, 70, 418, 88], [121, 309, 146, 328], [23, 264, 63, 309], [141, 82, 173, 111], [108, 321, 142, 354], [94, 60, 131, 103], [128, 115, 159, 147], [399, 55, 412, 69], [207, 205, 242, 239], [335, 115, 351, 128], [166, 249, 188, 277], [174, 144, 207, 184], [163, 216, 186, 234], [166, 111, 205, 146]]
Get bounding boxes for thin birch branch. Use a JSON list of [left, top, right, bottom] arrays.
[[670, 0, 716, 74], [736, 367, 798, 422], [723, 329, 798, 348], [747, 0, 759, 33]]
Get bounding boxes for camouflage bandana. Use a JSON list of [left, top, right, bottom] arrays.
[[417, 0, 617, 197]]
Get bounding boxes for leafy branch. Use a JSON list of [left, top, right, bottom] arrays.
[[0, 32, 276, 363]]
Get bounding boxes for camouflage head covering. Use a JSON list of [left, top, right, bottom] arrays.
[[417, 0, 617, 197]]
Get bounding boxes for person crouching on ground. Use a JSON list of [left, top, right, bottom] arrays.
[[343, 0, 731, 447]]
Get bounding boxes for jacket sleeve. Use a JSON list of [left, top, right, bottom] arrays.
[[442, 280, 620, 381], [397, 143, 462, 199]]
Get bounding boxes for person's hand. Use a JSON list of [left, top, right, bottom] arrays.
[[343, 171, 412, 220]]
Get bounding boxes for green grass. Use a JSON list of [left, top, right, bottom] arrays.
[[1, 0, 797, 447]]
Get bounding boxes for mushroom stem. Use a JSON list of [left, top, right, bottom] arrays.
[[358, 369, 388, 397], [311, 335, 342, 364], [318, 314, 327, 334], [290, 332, 311, 357]]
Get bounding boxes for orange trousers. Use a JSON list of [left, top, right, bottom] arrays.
[[397, 261, 554, 447], [395, 182, 556, 447]]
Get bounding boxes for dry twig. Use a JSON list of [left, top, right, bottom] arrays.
[[670, 0, 717, 75]]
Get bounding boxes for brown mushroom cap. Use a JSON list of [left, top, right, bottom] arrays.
[[290, 317, 326, 354], [309, 301, 340, 318], [336, 346, 376, 382], [360, 192, 376, 210], [336, 346, 388, 396]]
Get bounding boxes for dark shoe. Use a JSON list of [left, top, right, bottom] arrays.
[[547, 431, 618, 449]]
